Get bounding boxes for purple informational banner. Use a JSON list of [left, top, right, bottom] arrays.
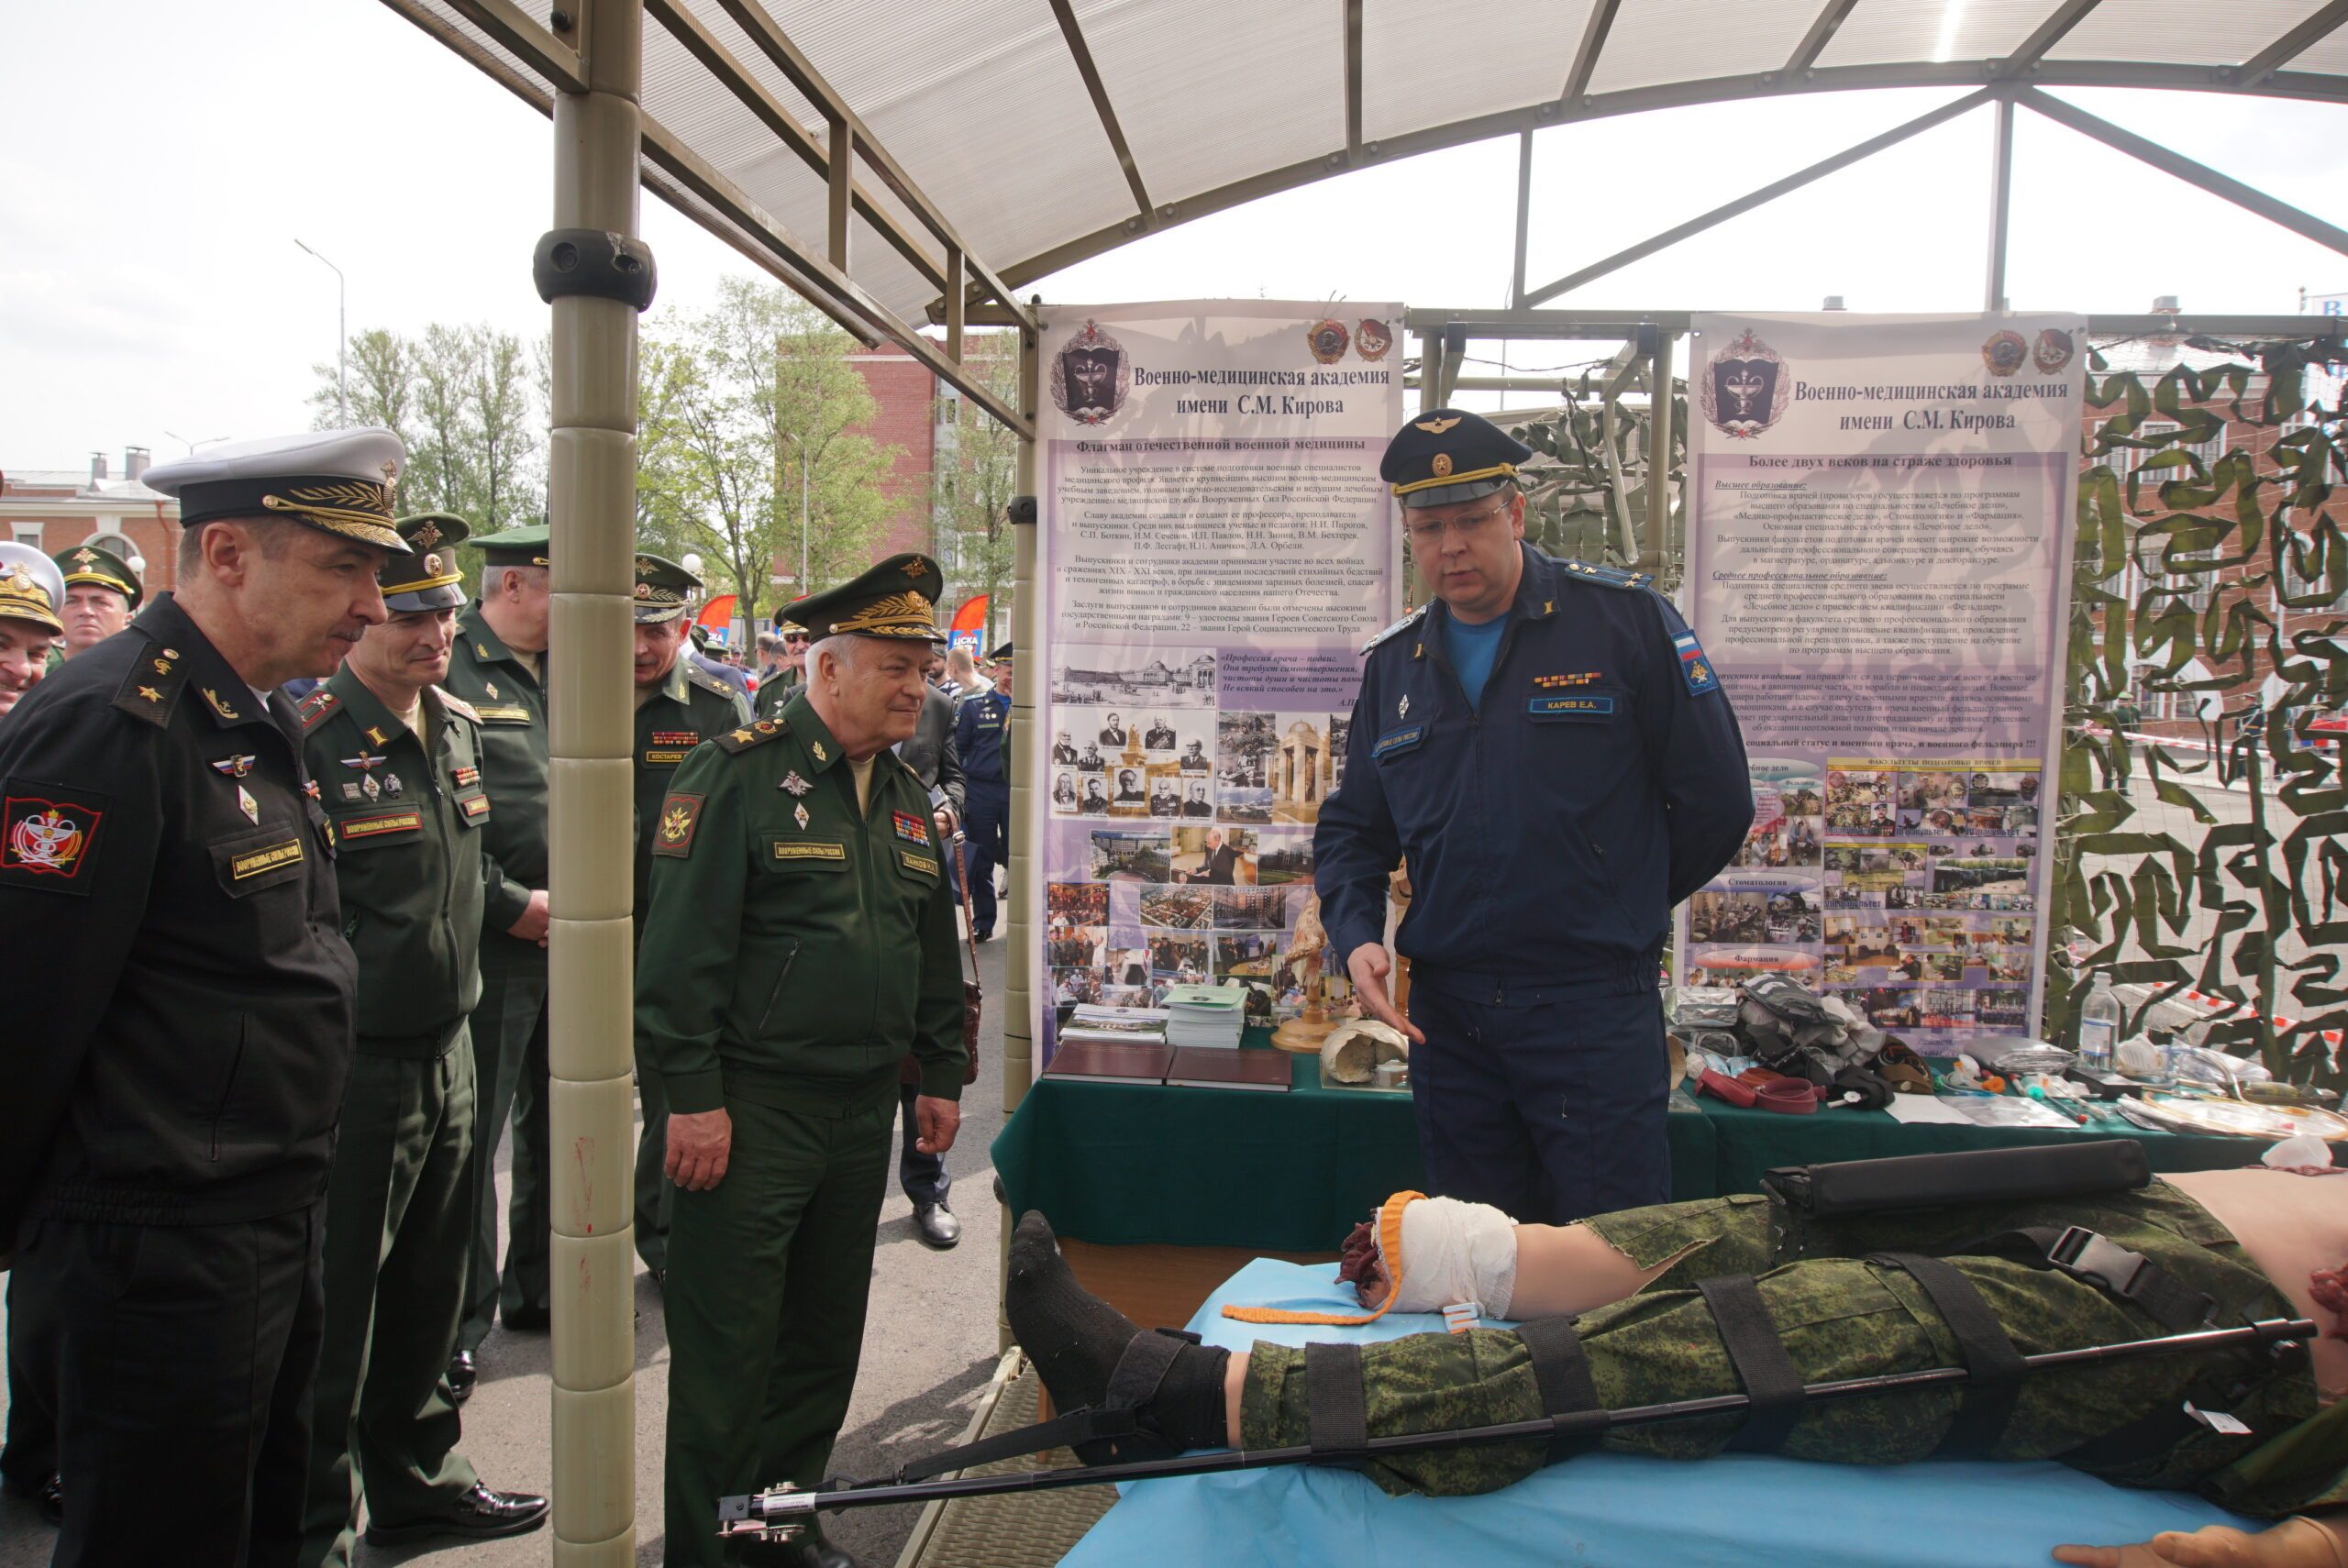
[[1678, 312, 2085, 1054], [1028, 301, 1404, 1066]]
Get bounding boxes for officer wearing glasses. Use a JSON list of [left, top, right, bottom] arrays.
[[755, 619, 812, 722], [1314, 408, 1751, 1225]]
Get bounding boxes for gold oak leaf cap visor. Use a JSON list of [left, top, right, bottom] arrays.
[[0, 543, 67, 634], [632, 552, 701, 624], [52, 541, 141, 610], [381, 513, 472, 613], [1379, 406, 1534, 509], [144, 427, 411, 554], [792, 553, 948, 647], [0, 545, 63, 635]]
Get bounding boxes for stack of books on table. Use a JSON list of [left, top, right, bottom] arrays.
[[1046, 1006, 1171, 1084], [1165, 1047, 1289, 1092], [1058, 1005, 1168, 1046], [1163, 984, 1245, 1048]]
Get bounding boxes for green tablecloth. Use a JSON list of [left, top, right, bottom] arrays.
[[991, 1038, 2266, 1253]]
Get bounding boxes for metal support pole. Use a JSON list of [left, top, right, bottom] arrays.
[[294, 239, 347, 421], [1004, 318, 1040, 1116], [996, 322, 1039, 1358], [1510, 127, 1534, 310], [545, 1, 642, 1562], [1985, 92, 2016, 312], [1644, 327, 1673, 575]]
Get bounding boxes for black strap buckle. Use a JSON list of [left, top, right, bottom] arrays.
[[2046, 1226, 2151, 1299]]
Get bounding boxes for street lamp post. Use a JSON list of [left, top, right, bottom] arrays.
[[786, 431, 811, 591], [294, 238, 347, 422], [162, 431, 230, 457]]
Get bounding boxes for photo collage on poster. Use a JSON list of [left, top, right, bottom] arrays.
[[1683, 756, 2042, 1052], [1041, 643, 1349, 1033]]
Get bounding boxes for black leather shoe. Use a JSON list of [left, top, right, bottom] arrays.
[[364, 1483, 549, 1546], [447, 1350, 477, 1404], [501, 1304, 551, 1332], [2, 1470, 62, 1527], [913, 1201, 961, 1250]]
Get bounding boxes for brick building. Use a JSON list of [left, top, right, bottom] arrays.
[[766, 341, 1002, 637], [2080, 303, 2348, 744], [3, 448, 180, 594], [847, 342, 943, 566]]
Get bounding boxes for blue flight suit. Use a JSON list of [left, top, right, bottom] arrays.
[[954, 688, 1012, 938], [1315, 544, 1751, 1224]]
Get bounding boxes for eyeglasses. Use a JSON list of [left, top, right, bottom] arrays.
[[1405, 500, 1512, 547]]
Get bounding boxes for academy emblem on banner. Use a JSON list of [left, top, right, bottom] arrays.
[[1052, 319, 1131, 426], [1700, 328, 1791, 439]]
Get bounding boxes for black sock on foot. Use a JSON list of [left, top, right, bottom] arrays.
[[1006, 1210, 1230, 1449]]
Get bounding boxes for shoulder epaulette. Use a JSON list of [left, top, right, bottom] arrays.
[[111, 638, 193, 728], [685, 662, 737, 698], [1359, 605, 1428, 657], [296, 688, 343, 732], [714, 716, 789, 754], [432, 687, 481, 724], [1559, 558, 1653, 591]]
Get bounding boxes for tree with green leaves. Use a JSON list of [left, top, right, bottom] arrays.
[[308, 321, 546, 553], [636, 277, 901, 631], [929, 331, 1023, 649]]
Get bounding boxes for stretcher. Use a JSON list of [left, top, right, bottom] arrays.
[[1054, 1258, 2266, 1568]]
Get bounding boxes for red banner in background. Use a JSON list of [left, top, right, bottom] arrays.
[[948, 593, 989, 655], [695, 592, 737, 632]]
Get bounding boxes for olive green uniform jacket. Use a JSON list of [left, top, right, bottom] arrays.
[[632, 655, 751, 923], [634, 691, 968, 1110], [752, 667, 800, 723], [441, 604, 548, 974], [296, 673, 489, 1033]]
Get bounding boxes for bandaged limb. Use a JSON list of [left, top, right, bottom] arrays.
[[1223, 1191, 1521, 1326]]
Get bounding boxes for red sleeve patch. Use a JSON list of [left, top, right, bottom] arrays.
[[2, 784, 109, 894], [652, 791, 704, 857]]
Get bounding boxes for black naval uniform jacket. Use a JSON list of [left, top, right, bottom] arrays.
[[0, 594, 355, 1240]]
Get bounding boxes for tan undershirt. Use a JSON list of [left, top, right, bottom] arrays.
[[2163, 1167, 2348, 1398], [847, 753, 875, 816], [512, 647, 542, 683]]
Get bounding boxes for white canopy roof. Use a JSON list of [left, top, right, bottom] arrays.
[[384, 0, 2348, 414]]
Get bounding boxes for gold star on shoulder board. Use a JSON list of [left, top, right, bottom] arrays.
[[137, 684, 162, 702], [732, 727, 754, 744]]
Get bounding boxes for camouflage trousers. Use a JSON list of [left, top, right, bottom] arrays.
[[1237, 1182, 2317, 1504]]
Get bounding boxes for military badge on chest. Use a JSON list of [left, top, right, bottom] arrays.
[[342, 751, 389, 801], [891, 810, 928, 845]]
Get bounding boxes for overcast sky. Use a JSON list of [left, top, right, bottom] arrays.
[[5, 0, 2344, 472]]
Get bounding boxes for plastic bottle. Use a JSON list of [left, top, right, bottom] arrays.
[[2077, 975, 2119, 1075]]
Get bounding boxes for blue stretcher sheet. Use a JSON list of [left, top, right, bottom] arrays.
[[1059, 1259, 2254, 1568]]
